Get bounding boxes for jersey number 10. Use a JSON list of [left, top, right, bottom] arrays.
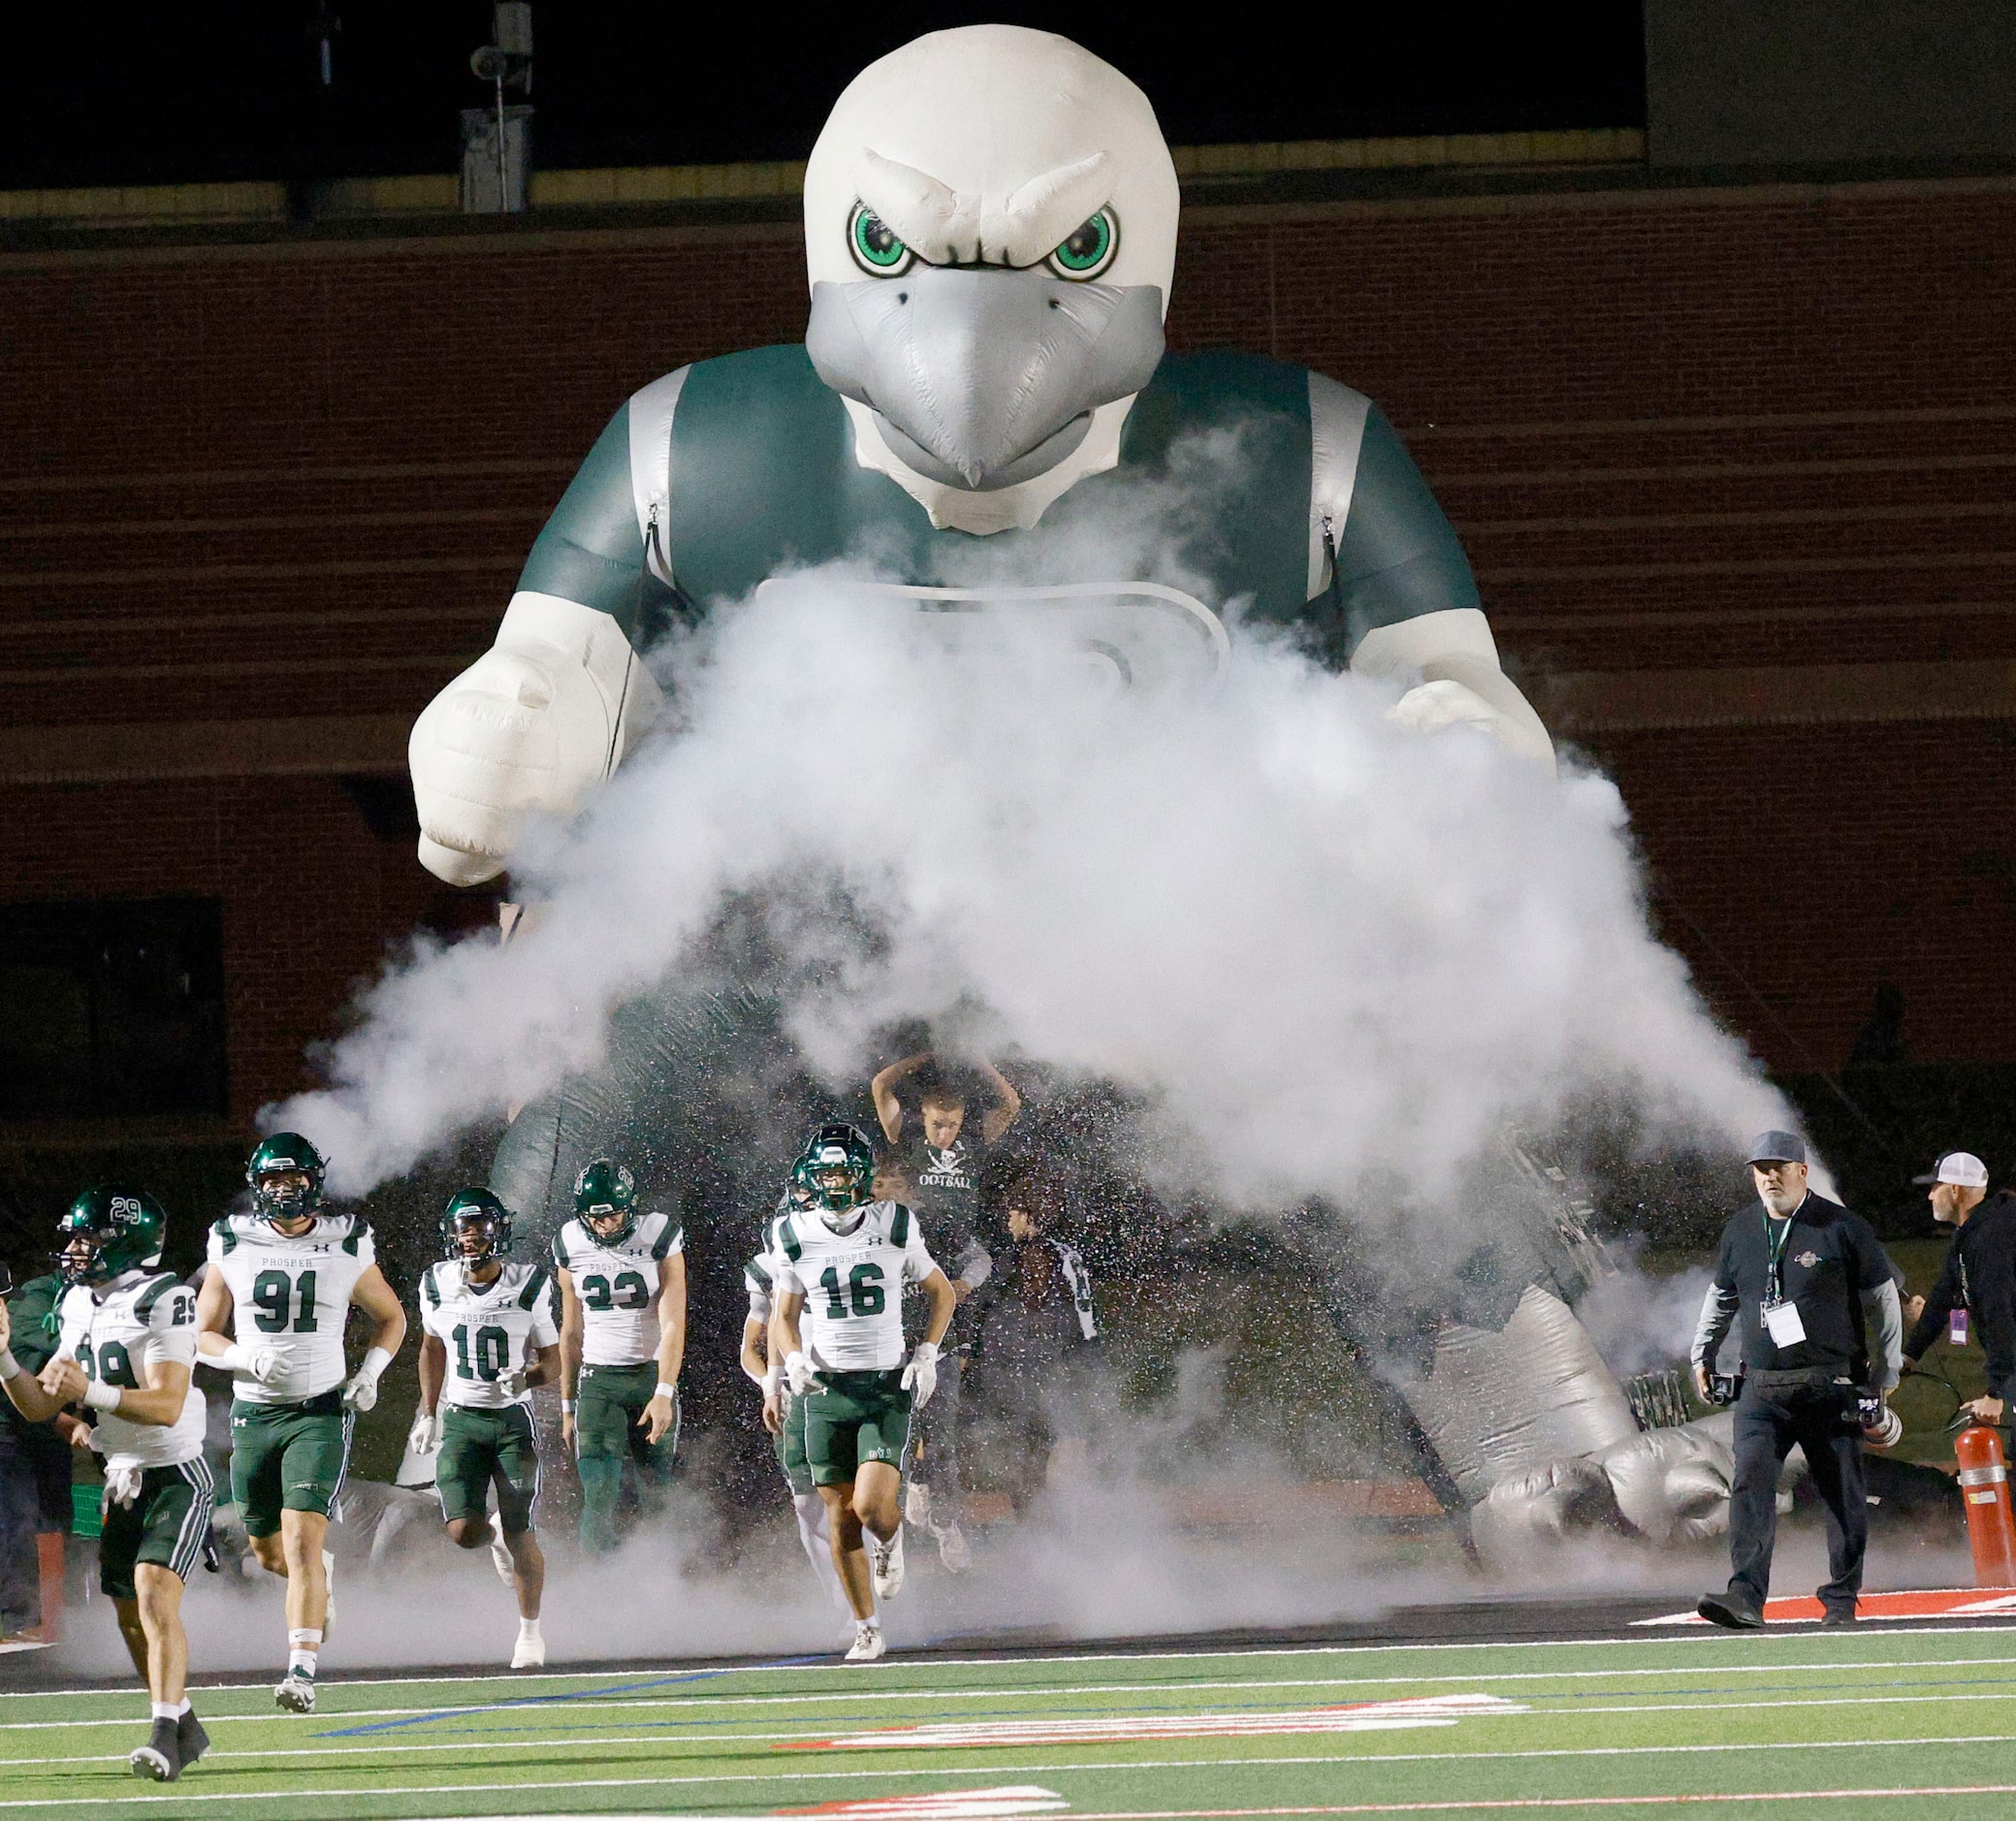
[[818, 1262, 885, 1320], [452, 1324, 512, 1381]]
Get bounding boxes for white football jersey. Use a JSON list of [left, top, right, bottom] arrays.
[[420, 1260, 559, 1410], [744, 1251, 777, 1325], [773, 1201, 938, 1372], [56, 1271, 206, 1471], [206, 1212, 376, 1403], [551, 1211, 682, 1367]]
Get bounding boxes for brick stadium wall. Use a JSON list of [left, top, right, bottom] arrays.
[[2, 174, 2012, 1123]]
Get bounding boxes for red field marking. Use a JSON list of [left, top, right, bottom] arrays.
[[1635, 1587, 2016, 1626], [784, 1695, 1527, 1752]]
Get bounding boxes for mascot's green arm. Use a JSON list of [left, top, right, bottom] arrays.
[[515, 403, 676, 643], [1329, 405, 1482, 652]]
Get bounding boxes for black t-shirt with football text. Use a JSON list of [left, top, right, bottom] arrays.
[[898, 1130, 989, 1253]]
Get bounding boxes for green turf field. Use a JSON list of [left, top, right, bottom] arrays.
[[4, 1627, 2015, 1820]]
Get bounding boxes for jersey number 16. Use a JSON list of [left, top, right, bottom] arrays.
[[817, 1262, 885, 1320]]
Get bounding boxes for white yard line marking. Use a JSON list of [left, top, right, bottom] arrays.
[[10, 1653, 2016, 1732], [4, 1691, 2014, 1770], [1064, 1793, 2016, 1815], [4, 1622, 2013, 1704], [8, 1730, 2016, 1793]]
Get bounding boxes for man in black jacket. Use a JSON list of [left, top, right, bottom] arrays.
[[1903, 1151, 2016, 1424], [1691, 1131, 1904, 1629]]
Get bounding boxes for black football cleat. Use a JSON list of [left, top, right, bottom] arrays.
[[129, 1717, 180, 1781], [177, 1708, 210, 1764]]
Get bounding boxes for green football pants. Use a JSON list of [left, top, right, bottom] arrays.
[[575, 1361, 678, 1554]]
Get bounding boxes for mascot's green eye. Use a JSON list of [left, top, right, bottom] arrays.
[[1047, 208, 1118, 279], [848, 204, 913, 275]]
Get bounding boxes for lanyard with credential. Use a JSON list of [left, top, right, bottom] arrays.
[[1763, 1210, 1795, 1306]]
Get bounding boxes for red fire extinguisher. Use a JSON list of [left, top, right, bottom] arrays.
[[1955, 1423, 2016, 1588]]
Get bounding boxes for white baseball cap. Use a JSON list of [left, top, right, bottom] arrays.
[[1915, 1151, 1989, 1189]]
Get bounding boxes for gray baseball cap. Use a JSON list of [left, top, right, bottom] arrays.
[[1745, 1130, 1808, 1166]]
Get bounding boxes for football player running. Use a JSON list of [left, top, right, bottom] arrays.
[[0, 1189, 213, 1781], [551, 1159, 686, 1555], [195, 1134, 405, 1714], [412, 1192, 560, 1669], [741, 1197, 848, 1619], [771, 1125, 956, 1663]]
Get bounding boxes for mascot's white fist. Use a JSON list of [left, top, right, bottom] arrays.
[[410, 591, 661, 885], [1353, 607, 1555, 772]]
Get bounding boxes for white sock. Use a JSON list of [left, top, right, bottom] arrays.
[[518, 1616, 542, 1639], [793, 1492, 849, 1614], [175, 1698, 191, 1718], [150, 1702, 177, 1722], [288, 1627, 322, 1676], [855, 1615, 879, 1635]]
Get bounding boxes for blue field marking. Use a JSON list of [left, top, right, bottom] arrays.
[[314, 1672, 726, 1737], [312, 1655, 831, 1738]]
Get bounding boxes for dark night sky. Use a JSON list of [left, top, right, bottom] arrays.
[[0, 4, 1646, 191]]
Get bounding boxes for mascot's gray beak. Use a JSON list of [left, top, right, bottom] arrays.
[[806, 269, 1165, 491]]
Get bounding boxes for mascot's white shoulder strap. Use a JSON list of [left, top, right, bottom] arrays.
[[626, 367, 690, 591], [1305, 370, 1371, 600]]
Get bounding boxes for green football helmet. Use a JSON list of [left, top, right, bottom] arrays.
[[53, 1186, 168, 1287], [791, 1124, 877, 1222], [246, 1132, 327, 1227], [441, 1189, 513, 1265], [572, 1158, 637, 1243]]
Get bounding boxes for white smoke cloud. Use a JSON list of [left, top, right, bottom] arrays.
[[275, 569, 1783, 1210]]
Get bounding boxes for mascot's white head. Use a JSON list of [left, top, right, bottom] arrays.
[[803, 25, 1180, 494]]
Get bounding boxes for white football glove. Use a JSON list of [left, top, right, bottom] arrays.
[[901, 1340, 940, 1410], [497, 1364, 531, 1400], [104, 1464, 144, 1510], [340, 1370, 379, 1413], [212, 1339, 284, 1386], [784, 1351, 816, 1397], [407, 1410, 442, 1455], [409, 593, 661, 885]]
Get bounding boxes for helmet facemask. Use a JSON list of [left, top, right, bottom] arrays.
[[452, 1214, 504, 1271], [254, 1168, 318, 1232]]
